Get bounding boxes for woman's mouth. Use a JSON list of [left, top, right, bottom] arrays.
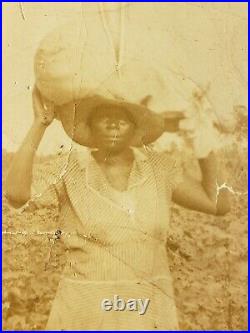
[[103, 136, 122, 142]]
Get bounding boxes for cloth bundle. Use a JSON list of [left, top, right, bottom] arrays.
[[34, 4, 220, 157]]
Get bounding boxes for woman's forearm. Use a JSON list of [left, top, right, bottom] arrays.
[[199, 152, 231, 215], [198, 152, 218, 201], [6, 120, 48, 207]]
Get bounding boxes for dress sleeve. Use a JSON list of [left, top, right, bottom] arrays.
[[19, 178, 64, 213], [18, 154, 68, 213], [158, 150, 184, 191]]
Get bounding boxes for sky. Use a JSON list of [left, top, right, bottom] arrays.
[[3, 2, 247, 155]]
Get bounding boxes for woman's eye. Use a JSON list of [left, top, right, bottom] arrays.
[[97, 118, 109, 124], [119, 120, 128, 126], [96, 118, 129, 126]]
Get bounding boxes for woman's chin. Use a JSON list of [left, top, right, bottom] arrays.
[[97, 142, 128, 153]]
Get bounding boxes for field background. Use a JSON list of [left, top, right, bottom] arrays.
[[2, 120, 248, 331], [3, 3, 247, 330]]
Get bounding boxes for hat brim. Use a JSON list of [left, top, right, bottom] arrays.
[[56, 95, 165, 147]]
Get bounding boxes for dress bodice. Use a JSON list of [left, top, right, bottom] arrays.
[[56, 148, 183, 282], [23, 147, 183, 330]]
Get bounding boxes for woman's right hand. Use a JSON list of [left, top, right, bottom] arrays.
[[33, 86, 55, 126]]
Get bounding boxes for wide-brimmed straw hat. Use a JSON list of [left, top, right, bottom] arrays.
[[35, 21, 193, 148], [56, 94, 166, 147]]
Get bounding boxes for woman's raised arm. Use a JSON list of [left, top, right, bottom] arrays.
[[6, 87, 55, 208], [172, 152, 231, 216]]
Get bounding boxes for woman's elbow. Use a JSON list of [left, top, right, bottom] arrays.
[[5, 192, 30, 209], [6, 178, 30, 208], [216, 206, 231, 216], [215, 190, 232, 216], [204, 200, 231, 216], [215, 202, 231, 216]]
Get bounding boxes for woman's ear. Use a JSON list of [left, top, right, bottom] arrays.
[[130, 127, 145, 147]]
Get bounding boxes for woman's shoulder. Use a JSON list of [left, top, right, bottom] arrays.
[[143, 148, 184, 188], [141, 148, 182, 167], [61, 147, 90, 178]]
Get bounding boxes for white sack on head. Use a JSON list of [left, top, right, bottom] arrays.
[[34, 4, 221, 157], [34, 5, 195, 111]]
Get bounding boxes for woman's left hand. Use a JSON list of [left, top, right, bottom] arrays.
[[177, 89, 220, 158]]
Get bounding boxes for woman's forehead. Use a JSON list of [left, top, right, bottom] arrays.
[[91, 105, 131, 119], [93, 104, 127, 115]]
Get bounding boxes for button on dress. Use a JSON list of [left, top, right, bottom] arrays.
[[25, 148, 183, 330]]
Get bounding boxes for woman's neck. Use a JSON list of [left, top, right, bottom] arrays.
[[91, 148, 134, 166]]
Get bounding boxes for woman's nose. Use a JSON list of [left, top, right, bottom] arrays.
[[106, 120, 119, 129]]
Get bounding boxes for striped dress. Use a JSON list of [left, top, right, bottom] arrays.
[[26, 147, 183, 330]]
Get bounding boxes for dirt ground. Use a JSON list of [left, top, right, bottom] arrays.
[[2, 141, 248, 331]]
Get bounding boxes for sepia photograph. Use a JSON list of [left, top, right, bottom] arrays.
[[2, 2, 248, 331]]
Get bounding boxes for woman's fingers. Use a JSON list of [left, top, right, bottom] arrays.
[[32, 86, 55, 125]]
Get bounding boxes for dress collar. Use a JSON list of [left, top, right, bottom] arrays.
[[75, 146, 148, 170], [74, 146, 150, 192]]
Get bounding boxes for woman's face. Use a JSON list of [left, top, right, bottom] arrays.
[[89, 106, 136, 153]]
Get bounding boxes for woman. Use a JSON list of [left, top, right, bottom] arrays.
[[6, 88, 230, 330]]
